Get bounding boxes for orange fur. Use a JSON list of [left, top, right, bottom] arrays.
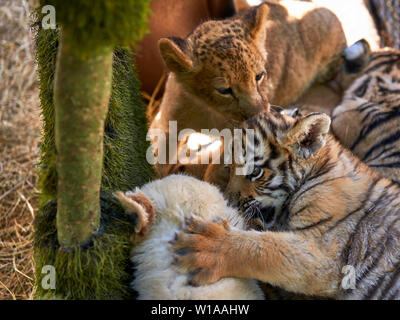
[[150, 1, 346, 183], [173, 111, 400, 299]]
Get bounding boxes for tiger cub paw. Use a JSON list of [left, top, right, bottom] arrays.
[[171, 217, 232, 286]]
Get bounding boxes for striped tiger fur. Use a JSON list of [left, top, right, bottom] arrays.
[[172, 110, 400, 299], [332, 39, 400, 185]]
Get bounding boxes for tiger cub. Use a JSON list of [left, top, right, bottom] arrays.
[[332, 40, 400, 185], [172, 111, 400, 299]]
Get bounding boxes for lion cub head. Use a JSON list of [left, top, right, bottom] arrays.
[[159, 4, 270, 120]]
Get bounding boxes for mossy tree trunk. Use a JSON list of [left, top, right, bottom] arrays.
[[34, 26, 154, 298], [34, 0, 153, 299], [54, 31, 113, 248], [36, 0, 151, 250]]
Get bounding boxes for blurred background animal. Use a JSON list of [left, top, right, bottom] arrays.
[[331, 40, 400, 185]]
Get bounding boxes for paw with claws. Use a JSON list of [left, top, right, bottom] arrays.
[[170, 217, 234, 286]]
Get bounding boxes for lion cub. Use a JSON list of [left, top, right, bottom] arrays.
[[150, 0, 345, 180], [115, 175, 264, 300]]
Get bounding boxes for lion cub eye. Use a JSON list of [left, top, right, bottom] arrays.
[[247, 166, 263, 181], [255, 72, 265, 82], [216, 87, 233, 96]]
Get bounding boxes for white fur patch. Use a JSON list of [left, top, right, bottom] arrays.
[[130, 174, 265, 300], [247, 0, 262, 6], [344, 41, 365, 60]]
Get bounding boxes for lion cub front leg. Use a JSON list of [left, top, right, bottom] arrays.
[[173, 218, 340, 297]]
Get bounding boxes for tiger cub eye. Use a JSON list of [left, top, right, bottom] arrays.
[[247, 166, 263, 181]]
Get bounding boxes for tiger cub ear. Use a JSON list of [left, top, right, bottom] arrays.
[[284, 113, 331, 159], [114, 190, 155, 240], [342, 39, 371, 74]]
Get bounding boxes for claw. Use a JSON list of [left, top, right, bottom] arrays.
[[168, 239, 176, 245], [168, 232, 178, 244], [188, 280, 199, 287], [175, 248, 193, 256], [188, 269, 201, 277], [188, 269, 201, 286]]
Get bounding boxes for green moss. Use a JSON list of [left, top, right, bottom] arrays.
[[34, 5, 155, 297], [35, 25, 155, 206], [34, 192, 137, 299], [39, 0, 151, 53], [36, 26, 58, 206], [102, 47, 155, 191]]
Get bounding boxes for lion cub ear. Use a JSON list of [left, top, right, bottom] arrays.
[[159, 37, 193, 74], [284, 113, 331, 159], [114, 190, 155, 239], [243, 3, 270, 39]]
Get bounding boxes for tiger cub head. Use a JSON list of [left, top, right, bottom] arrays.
[[338, 39, 400, 101], [226, 111, 330, 230]]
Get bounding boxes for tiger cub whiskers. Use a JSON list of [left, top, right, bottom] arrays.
[[172, 110, 400, 300]]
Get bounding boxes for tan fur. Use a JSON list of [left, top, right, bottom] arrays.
[[135, 0, 238, 95], [295, 81, 344, 116], [282, 0, 382, 116], [173, 111, 400, 299], [150, 1, 346, 181]]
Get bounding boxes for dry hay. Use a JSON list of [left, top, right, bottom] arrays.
[[0, 0, 40, 300], [141, 73, 164, 123]]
